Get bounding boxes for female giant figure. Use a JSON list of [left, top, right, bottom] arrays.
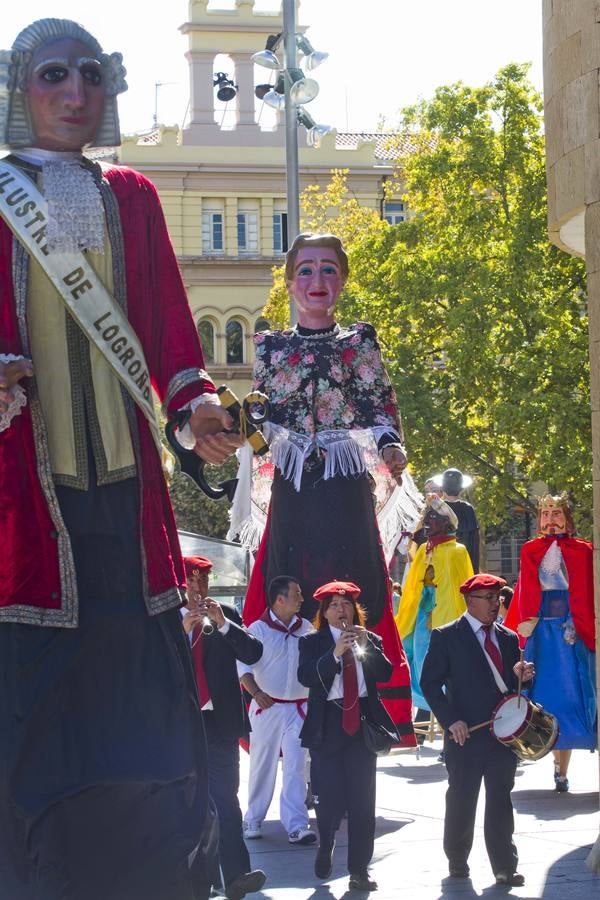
[[235, 233, 421, 739]]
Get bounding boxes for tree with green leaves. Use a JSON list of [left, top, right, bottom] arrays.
[[265, 64, 591, 538]]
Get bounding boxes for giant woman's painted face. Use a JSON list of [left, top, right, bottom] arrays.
[[27, 37, 106, 151], [288, 246, 345, 323]]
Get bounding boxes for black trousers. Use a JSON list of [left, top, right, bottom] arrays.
[[204, 715, 251, 888], [311, 703, 377, 876], [444, 734, 518, 875]]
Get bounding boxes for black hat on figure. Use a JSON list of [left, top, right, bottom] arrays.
[[432, 467, 473, 496]]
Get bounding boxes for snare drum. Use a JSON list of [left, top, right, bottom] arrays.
[[490, 694, 559, 761]]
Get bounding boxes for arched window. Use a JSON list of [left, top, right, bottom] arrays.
[[255, 317, 270, 334], [197, 319, 215, 364], [226, 319, 244, 364]]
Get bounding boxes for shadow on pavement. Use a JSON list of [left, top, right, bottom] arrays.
[[539, 844, 597, 896], [512, 789, 598, 820]]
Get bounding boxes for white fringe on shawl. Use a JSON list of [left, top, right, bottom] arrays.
[[228, 423, 424, 564]]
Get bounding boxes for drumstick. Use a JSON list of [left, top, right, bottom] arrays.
[[516, 648, 524, 708], [468, 716, 501, 734]]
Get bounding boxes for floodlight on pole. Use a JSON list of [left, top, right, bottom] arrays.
[[262, 74, 286, 110], [296, 107, 332, 147], [251, 32, 283, 69], [285, 68, 319, 105], [295, 35, 329, 71]]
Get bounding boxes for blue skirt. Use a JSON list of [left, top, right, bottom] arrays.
[[405, 585, 436, 711], [525, 590, 597, 750]]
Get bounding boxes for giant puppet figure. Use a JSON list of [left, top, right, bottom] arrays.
[[0, 18, 241, 900], [231, 233, 422, 744], [396, 494, 473, 711], [505, 493, 597, 791]]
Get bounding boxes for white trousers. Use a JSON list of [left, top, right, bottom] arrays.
[[244, 699, 309, 835]]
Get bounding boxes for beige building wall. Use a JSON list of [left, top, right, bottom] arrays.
[[543, 0, 600, 871], [118, 1, 400, 397]]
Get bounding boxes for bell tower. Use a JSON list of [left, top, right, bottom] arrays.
[[181, 0, 300, 146]]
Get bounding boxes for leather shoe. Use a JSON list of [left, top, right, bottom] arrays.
[[495, 871, 525, 887], [314, 841, 335, 879], [448, 863, 470, 878], [225, 869, 267, 900], [349, 872, 378, 891]]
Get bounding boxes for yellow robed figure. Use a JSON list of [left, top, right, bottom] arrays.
[[396, 496, 473, 709]]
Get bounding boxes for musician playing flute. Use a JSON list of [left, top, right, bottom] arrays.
[[181, 556, 266, 900], [0, 17, 241, 899], [420, 574, 534, 887]]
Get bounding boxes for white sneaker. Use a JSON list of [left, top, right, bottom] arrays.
[[288, 827, 317, 845], [243, 821, 262, 839]]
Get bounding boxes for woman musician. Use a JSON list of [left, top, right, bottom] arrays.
[[297, 581, 396, 893]]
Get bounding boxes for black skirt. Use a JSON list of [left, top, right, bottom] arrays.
[[0, 471, 207, 899], [265, 464, 389, 625]]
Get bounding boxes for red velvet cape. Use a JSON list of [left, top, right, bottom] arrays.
[[0, 165, 213, 621], [504, 536, 595, 651]]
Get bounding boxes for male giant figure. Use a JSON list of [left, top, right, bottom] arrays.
[[0, 18, 240, 900]]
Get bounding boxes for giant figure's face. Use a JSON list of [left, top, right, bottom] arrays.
[[28, 37, 105, 151], [289, 246, 345, 322], [539, 506, 567, 535]]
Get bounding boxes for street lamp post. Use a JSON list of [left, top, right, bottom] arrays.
[[253, 3, 330, 324], [283, 0, 300, 250]]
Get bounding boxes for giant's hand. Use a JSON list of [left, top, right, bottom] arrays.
[[382, 446, 406, 485], [0, 358, 33, 415], [189, 403, 244, 465]]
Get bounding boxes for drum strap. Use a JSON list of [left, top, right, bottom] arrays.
[[481, 644, 509, 694]]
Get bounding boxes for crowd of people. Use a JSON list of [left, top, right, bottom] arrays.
[[0, 14, 597, 900]]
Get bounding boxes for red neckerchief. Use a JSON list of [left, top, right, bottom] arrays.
[[259, 609, 303, 639], [426, 534, 455, 554], [504, 535, 595, 651]]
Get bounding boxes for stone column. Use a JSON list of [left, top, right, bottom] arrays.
[[585, 201, 600, 874], [186, 49, 218, 127], [230, 53, 257, 127]]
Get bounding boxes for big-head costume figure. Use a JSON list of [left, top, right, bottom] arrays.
[[396, 494, 473, 711], [505, 493, 597, 791], [0, 18, 240, 900]]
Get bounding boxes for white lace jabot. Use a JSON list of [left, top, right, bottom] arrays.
[[14, 148, 105, 254]]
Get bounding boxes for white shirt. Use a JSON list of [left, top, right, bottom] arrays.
[[464, 611, 501, 653], [237, 611, 314, 700], [326, 625, 368, 700]]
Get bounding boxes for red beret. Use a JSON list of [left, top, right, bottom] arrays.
[[313, 580, 361, 602], [460, 573, 507, 595], [183, 556, 213, 577]]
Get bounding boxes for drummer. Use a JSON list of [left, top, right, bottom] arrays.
[[420, 573, 534, 887]]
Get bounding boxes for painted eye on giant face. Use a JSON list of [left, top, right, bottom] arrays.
[[81, 64, 102, 86], [39, 65, 69, 83], [296, 265, 314, 277], [322, 265, 339, 275]]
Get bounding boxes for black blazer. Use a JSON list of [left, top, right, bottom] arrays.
[[297, 628, 396, 749], [201, 604, 263, 740], [420, 615, 520, 734]]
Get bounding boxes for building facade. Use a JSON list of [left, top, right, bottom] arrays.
[[542, 0, 600, 871]]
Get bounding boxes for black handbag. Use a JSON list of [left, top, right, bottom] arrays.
[[360, 715, 397, 756]]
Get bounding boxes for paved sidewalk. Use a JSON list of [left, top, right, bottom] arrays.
[[237, 739, 599, 899]]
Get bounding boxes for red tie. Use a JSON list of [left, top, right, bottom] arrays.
[[342, 650, 360, 735], [191, 628, 211, 707], [483, 625, 504, 676]]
